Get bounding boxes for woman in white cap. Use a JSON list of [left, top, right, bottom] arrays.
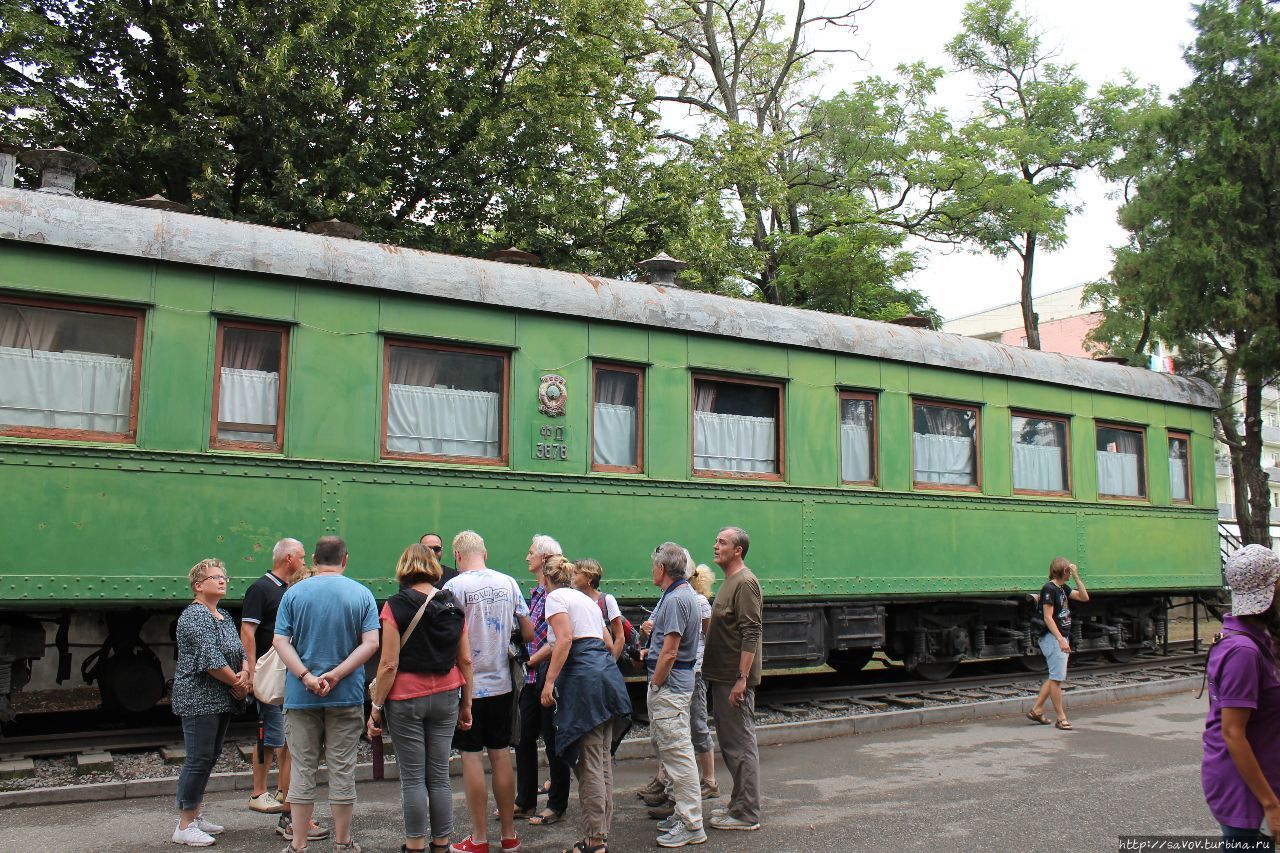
[[1202, 544, 1280, 847]]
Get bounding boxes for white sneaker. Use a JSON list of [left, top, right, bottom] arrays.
[[194, 813, 224, 834], [172, 822, 216, 847]]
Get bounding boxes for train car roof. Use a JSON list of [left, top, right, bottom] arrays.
[[0, 187, 1218, 410]]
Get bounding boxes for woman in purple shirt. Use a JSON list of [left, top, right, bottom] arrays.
[[1203, 544, 1280, 847]]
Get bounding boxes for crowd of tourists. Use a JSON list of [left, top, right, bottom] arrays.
[[168, 525, 763, 852]]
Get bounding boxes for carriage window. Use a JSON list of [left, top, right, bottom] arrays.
[[0, 299, 142, 441], [913, 400, 980, 489], [212, 322, 288, 451], [1168, 432, 1191, 502], [1011, 412, 1070, 495], [693, 375, 782, 478], [1096, 423, 1147, 498], [383, 342, 507, 463], [592, 364, 643, 472], [839, 392, 876, 485]]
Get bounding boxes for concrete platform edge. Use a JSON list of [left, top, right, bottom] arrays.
[[0, 675, 1199, 810]]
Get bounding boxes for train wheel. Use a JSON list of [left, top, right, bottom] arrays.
[[1017, 653, 1048, 673], [911, 660, 957, 681], [1106, 647, 1139, 664], [827, 649, 874, 674]]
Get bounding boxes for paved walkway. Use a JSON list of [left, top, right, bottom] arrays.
[[1, 690, 1221, 852]]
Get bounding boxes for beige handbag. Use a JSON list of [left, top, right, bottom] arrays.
[[253, 646, 287, 706]]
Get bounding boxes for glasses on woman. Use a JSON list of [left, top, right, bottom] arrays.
[[200, 574, 228, 583]]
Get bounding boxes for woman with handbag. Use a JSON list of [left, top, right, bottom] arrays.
[[170, 558, 249, 847], [367, 544, 474, 853]]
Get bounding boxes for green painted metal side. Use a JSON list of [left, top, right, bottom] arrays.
[[0, 243, 1223, 606]]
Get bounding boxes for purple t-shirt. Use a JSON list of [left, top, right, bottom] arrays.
[[1202, 614, 1280, 828]]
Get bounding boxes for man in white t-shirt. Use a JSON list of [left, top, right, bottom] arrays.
[[443, 531, 534, 853]]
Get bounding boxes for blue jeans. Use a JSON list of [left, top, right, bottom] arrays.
[[1221, 825, 1275, 850], [175, 713, 231, 812], [385, 691, 459, 840]]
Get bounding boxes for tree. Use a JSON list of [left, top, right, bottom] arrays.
[[1087, 0, 1280, 546], [946, 0, 1149, 350]]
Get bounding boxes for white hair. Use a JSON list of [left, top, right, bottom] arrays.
[[271, 538, 303, 563], [531, 534, 563, 558]]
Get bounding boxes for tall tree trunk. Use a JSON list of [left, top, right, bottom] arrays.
[[1020, 229, 1041, 350], [1237, 378, 1274, 548]]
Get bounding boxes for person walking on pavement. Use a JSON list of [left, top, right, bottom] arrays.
[[273, 536, 380, 853], [702, 526, 763, 832], [1026, 558, 1089, 730]]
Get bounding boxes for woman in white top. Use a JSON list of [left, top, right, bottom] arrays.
[[687, 563, 718, 798], [539, 556, 632, 853], [570, 558, 625, 659]]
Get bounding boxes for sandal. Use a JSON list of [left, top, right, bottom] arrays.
[[538, 780, 552, 796], [1055, 719, 1074, 730], [496, 805, 537, 819], [559, 845, 605, 853], [529, 809, 564, 826], [1026, 710, 1049, 725]]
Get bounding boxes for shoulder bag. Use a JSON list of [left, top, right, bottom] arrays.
[[253, 646, 288, 706]]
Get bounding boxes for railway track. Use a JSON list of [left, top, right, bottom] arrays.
[[1, 643, 1204, 760]]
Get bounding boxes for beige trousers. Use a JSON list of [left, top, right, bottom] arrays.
[[648, 683, 702, 829], [573, 718, 615, 840]]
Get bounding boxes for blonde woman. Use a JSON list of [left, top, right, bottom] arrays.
[[367, 544, 473, 853], [570, 559, 625, 659], [171, 558, 248, 847], [688, 563, 718, 798], [538, 556, 632, 853]]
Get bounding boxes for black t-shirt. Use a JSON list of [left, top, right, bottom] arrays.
[[241, 572, 287, 658], [439, 564, 459, 586], [1038, 581, 1072, 636]]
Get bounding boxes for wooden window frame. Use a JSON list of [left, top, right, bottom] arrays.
[[1010, 410, 1072, 497], [690, 372, 785, 482], [210, 318, 290, 453], [590, 361, 645, 474], [0, 295, 144, 444], [1095, 421, 1149, 501], [1168, 430, 1193, 504], [380, 338, 510, 466], [838, 390, 878, 486], [911, 397, 983, 493]]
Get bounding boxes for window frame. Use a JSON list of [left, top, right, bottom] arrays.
[[911, 397, 983, 493], [690, 372, 786, 482], [0, 294, 145, 444], [590, 360, 645, 474], [210, 318, 290, 453], [1168, 429, 1193, 504], [1010, 409, 1072, 497], [1094, 421, 1149, 501], [838, 389, 878, 487], [380, 338, 511, 466]]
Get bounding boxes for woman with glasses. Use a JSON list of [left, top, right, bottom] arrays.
[[171, 558, 249, 847]]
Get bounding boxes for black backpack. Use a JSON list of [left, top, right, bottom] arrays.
[[396, 588, 465, 674]]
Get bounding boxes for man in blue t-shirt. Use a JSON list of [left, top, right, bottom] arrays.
[[273, 536, 379, 853]]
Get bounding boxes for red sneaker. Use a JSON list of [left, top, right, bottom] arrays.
[[500, 835, 521, 852], [450, 836, 489, 853]]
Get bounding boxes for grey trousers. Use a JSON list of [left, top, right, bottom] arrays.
[[709, 681, 760, 823], [385, 690, 460, 840], [690, 673, 713, 755], [573, 718, 615, 840]]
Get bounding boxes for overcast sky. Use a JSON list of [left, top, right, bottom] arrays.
[[827, 0, 1200, 320]]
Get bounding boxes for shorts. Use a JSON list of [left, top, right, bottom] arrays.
[[1039, 631, 1069, 682], [284, 705, 363, 804], [452, 693, 514, 752], [257, 699, 285, 749]]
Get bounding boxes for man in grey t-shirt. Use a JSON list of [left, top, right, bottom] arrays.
[[646, 542, 706, 847]]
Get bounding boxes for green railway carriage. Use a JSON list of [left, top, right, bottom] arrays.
[[0, 184, 1221, 718]]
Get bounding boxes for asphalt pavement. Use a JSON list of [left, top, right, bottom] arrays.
[[0, 689, 1221, 853]]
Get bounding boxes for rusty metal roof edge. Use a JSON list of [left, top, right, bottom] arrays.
[[0, 188, 1219, 410]]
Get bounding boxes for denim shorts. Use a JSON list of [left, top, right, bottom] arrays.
[[257, 699, 285, 749], [1039, 631, 1069, 682]]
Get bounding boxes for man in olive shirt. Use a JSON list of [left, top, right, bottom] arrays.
[[701, 526, 763, 831]]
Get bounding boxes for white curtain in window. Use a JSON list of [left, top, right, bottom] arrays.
[[218, 367, 278, 442], [387, 384, 500, 458], [593, 403, 636, 466], [694, 411, 775, 473], [914, 433, 975, 485], [1013, 443, 1064, 491], [840, 424, 872, 482], [1097, 451, 1141, 496], [1169, 458, 1189, 501], [0, 346, 131, 432], [0, 307, 60, 350]]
